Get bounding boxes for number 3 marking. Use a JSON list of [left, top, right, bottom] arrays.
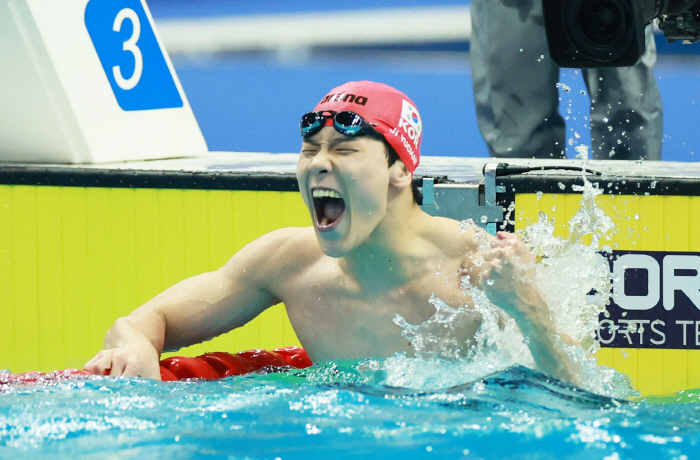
[[112, 8, 143, 90]]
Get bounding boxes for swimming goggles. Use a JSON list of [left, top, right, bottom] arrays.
[[299, 111, 377, 138]]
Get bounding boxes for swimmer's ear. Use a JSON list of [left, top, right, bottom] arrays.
[[389, 160, 412, 189]]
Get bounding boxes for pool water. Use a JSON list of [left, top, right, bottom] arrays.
[[1, 363, 698, 459]]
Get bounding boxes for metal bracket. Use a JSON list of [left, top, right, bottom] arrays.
[[422, 177, 434, 205], [483, 163, 498, 207], [419, 164, 504, 235]]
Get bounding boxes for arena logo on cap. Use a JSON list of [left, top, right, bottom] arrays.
[[319, 93, 368, 106], [398, 100, 422, 148]]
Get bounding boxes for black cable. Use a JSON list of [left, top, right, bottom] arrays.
[[487, 163, 603, 177]]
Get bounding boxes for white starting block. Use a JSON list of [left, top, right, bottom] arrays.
[[0, 0, 207, 163]]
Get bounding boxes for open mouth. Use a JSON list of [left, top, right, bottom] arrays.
[[312, 188, 346, 230]]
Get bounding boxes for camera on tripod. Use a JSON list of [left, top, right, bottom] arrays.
[[543, 0, 700, 67]]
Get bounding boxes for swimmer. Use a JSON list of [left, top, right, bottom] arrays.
[[85, 81, 580, 384]]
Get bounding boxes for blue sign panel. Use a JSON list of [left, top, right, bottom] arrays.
[[85, 0, 183, 111], [598, 250, 700, 349]]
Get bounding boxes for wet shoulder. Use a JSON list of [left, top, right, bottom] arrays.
[[251, 227, 322, 267], [423, 215, 492, 261], [219, 227, 321, 291]]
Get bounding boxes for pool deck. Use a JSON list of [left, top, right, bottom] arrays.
[[2, 153, 700, 184]]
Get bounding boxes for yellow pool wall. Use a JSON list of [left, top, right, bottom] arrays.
[[0, 184, 306, 373], [515, 192, 700, 396]]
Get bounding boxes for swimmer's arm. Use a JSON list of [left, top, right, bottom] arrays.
[[477, 232, 581, 385], [498, 297, 580, 385], [86, 229, 295, 378]]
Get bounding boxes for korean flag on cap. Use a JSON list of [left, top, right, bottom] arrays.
[[400, 100, 422, 137]]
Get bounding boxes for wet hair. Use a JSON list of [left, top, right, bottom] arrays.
[[365, 131, 422, 204]]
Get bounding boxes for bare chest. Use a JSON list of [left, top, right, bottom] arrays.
[[278, 259, 479, 362]]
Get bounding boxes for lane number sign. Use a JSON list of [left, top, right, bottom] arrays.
[[85, 0, 183, 111]]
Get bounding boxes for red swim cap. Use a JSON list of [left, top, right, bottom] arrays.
[[313, 81, 422, 173]]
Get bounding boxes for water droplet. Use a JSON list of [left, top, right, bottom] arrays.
[[580, 90, 587, 95], [603, 117, 609, 123], [608, 126, 613, 132], [574, 144, 589, 160], [486, 279, 495, 286], [519, 48, 524, 52], [634, 214, 639, 220], [536, 191, 543, 201], [480, 215, 488, 223], [558, 182, 566, 190]]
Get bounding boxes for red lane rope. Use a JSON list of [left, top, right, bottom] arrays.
[[1, 347, 312, 384]]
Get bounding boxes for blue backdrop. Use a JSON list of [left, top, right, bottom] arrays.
[[150, 1, 700, 162]]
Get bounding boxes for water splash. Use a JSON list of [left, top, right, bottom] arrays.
[[393, 295, 478, 361], [383, 298, 534, 390], [376, 172, 636, 399]]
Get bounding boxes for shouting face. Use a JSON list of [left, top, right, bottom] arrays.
[[297, 127, 394, 258]]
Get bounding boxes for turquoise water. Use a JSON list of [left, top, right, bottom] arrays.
[[1, 363, 699, 459]]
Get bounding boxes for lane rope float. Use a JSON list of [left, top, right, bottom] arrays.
[[0, 346, 312, 385]]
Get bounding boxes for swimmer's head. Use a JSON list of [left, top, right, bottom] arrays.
[[301, 81, 422, 173], [296, 81, 421, 258]]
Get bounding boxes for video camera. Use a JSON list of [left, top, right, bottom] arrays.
[[543, 0, 700, 67]]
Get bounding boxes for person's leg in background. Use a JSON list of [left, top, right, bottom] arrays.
[[583, 25, 663, 160], [470, 0, 566, 159]]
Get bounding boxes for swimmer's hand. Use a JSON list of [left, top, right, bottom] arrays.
[[84, 340, 161, 380], [480, 232, 544, 317], [480, 232, 579, 385], [84, 315, 165, 380]]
